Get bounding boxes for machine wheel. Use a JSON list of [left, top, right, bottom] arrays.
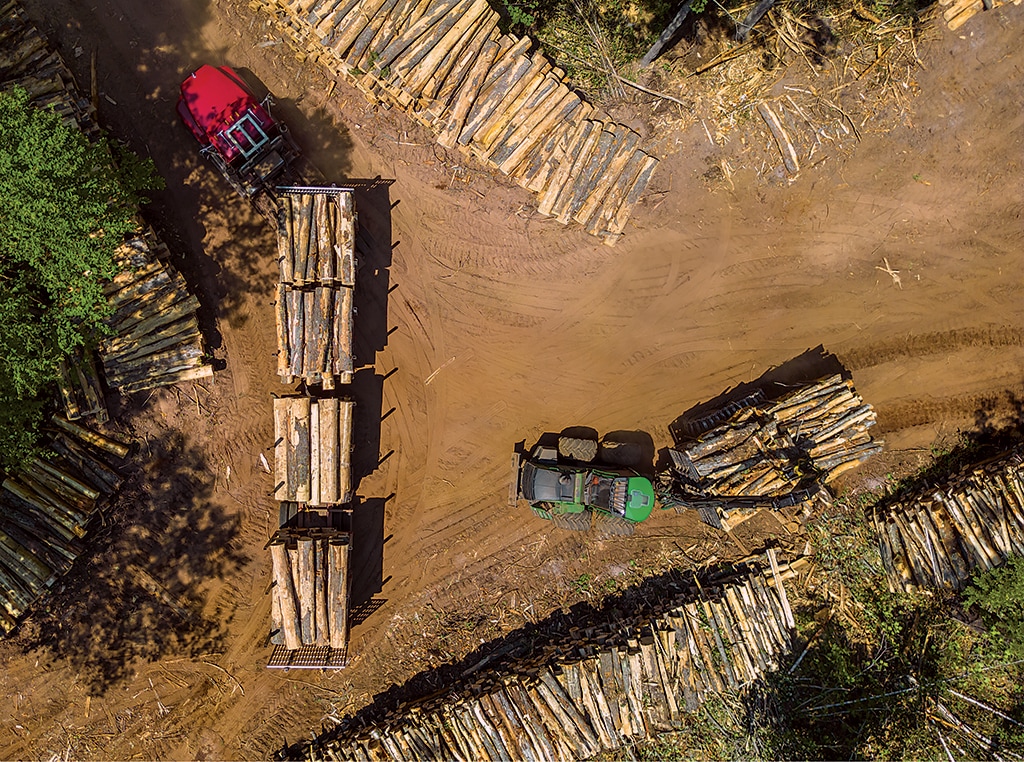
[[594, 512, 637, 537], [600, 439, 643, 468], [550, 510, 592, 532], [558, 436, 598, 462]]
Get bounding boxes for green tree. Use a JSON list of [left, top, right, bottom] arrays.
[[0, 86, 160, 469], [964, 556, 1024, 659]]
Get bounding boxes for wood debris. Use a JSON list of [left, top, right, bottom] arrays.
[[99, 228, 213, 394], [273, 395, 355, 506], [0, 416, 127, 635], [56, 349, 108, 424], [298, 554, 796, 759], [941, 0, 1021, 30], [875, 447, 1024, 594], [247, 0, 659, 244]]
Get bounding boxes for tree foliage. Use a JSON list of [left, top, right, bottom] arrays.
[[0, 87, 160, 469], [965, 556, 1024, 660]]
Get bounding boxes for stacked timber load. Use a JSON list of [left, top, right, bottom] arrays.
[[670, 374, 882, 498], [98, 229, 213, 394], [274, 395, 355, 506], [249, 0, 658, 244], [301, 553, 796, 760], [0, 416, 127, 635], [276, 189, 356, 387], [875, 448, 1024, 594], [56, 350, 109, 423], [0, 1, 101, 140], [269, 532, 351, 650]]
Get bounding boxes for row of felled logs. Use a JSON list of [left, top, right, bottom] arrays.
[[0, 1, 101, 140], [56, 350, 109, 423], [269, 534, 350, 649], [303, 556, 795, 760], [940, 0, 1021, 30], [276, 284, 354, 388], [249, 0, 658, 244], [278, 189, 356, 286], [0, 416, 127, 635], [875, 448, 1024, 594], [669, 374, 881, 500], [99, 228, 213, 394], [274, 395, 354, 505]]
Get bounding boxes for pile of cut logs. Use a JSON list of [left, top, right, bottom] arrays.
[[669, 374, 882, 498], [875, 448, 1024, 594], [941, 0, 1021, 30], [276, 189, 356, 387], [249, 0, 658, 244], [274, 395, 355, 506], [0, 1, 100, 140], [301, 553, 795, 760], [98, 229, 213, 394], [56, 351, 108, 423], [0, 416, 127, 635], [269, 532, 351, 649]]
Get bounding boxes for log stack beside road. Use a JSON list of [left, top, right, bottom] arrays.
[[248, 0, 659, 244], [0, 416, 127, 636], [875, 448, 1024, 594], [300, 552, 796, 760]]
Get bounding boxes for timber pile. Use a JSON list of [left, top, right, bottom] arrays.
[[56, 350, 109, 423], [302, 554, 795, 760], [277, 189, 356, 286], [248, 0, 659, 244], [274, 395, 355, 506], [941, 0, 1021, 30], [269, 531, 351, 649], [875, 448, 1024, 594], [98, 229, 213, 394], [276, 188, 355, 387], [669, 374, 882, 497], [0, 416, 127, 635], [0, 0, 101, 140]]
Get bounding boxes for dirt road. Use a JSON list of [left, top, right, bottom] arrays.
[[1, 0, 1022, 757]]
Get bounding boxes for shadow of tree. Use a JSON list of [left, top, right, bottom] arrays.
[[19, 426, 246, 695]]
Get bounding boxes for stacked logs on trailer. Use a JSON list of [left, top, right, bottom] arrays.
[[668, 374, 882, 500], [248, 0, 659, 244], [268, 530, 351, 652], [277, 189, 356, 388], [941, 0, 1020, 30], [300, 552, 796, 761], [274, 395, 355, 506], [0, 416, 127, 635], [98, 228, 214, 394], [875, 447, 1024, 594], [0, 0, 101, 141]]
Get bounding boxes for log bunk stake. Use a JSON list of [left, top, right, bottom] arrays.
[[297, 555, 797, 760], [664, 374, 882, 525], [98, 228, 213, 394], [247, 0, 659, 244], [875, 447, 1024, 594], [0, 416, 127, 636]]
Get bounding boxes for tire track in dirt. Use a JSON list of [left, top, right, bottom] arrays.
[[839, 325, 1024, 370], [874, 390, 1024, 433]]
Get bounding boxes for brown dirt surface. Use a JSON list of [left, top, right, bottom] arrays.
[[1, 0, 1023, 758]]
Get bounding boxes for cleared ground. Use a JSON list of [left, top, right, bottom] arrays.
[[1, 0, 1022, 757]]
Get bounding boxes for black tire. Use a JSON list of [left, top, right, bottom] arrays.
[[594, 511, 637, 537], [550, 510, 592, 532], [559, 436, 598, 462], [600, 439, 643, 468]]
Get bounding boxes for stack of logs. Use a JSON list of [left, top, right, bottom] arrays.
[[0, 0, 100, 140], [875, 448, 1024, 594], [248, 0, 659, 244], [941, 0, 1021, 30], [302, 553, 795, 760], [98, 229, 213, 394], [670, 374, 882, 498], [269, 532, 351, 649], [273, 395, 355, 506], [0, 416, 127, 635], [56, 350, 108, 423], [276, 189, 356, 388]]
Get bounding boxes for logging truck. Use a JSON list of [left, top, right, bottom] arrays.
[[177, 65, 301, 199]]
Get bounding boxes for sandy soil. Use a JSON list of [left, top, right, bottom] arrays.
[[1, 0, 1023, 757]]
